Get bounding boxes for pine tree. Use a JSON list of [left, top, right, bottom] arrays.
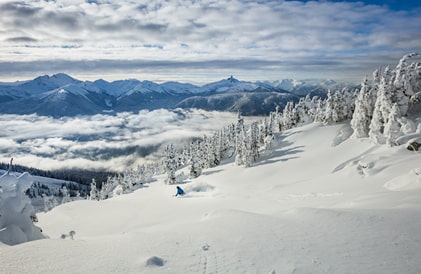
[[295, 96, 311, 125], [241, 127, 252, 167], [369, 66, 394, 144], [260, 117, 274, 149], [306, 96, 317, 122], [384, 103, 402, 146], [235, 112, 245, 166], [89, 179, 99, 200], [60, 186, 72, 204], [351, 77, 372, 138], [164, 144, 177, 184], [313, 98, 325, 123], [189, 153, 202, 179], [248, 122, 260, 162], [394, 53, 420, 115], [273, 105, 283, 132], [210, 132, 221, 166], [323, 89, 339, 124], [281, 101, 297, 130]]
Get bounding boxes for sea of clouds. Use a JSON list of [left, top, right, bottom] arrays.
[[0, 109, 249, 172]]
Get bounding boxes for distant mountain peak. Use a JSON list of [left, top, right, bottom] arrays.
[[227, 75, 238, 83]]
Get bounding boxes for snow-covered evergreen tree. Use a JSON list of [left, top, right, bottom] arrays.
[[307, 96, 320, 123], [295, 95, 312, 125], [189, 153, 202, 179], [210, 132, 221, 167], [219, 125, 233, 158], [351, 77, 372, 138], [260, 117, 274, 149], [273, 105, 283, 132], [248, 122, 260, 163], [369, 66, 394, 144], [89, 179, 99, 201], [42, 194, 58, 212], [60, 186, 72, 204], [323, 89, 339, 124], [384, 103, 402, 146], [313, 98, 325, 123], [281, 101, 298, 130], [393, 53, 420, 115], [164, 144, 177, 184], [235, 112, 246, 166], [0, 172, 45, 245], [241, 127, 252, 167]]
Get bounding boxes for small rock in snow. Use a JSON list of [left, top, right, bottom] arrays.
[[146, 256, 165, 267]]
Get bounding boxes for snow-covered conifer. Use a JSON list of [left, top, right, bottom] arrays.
[[189, 153, 202, 179], [260, 117, 274, 149], [248, 122, 260, 162], [369, 66, 393, 144], [306, 95, 319, 123], [351, 77, 372, 138], [235, 129, 245, 166], [235, 112, 246, 166], [281, 101, 297, 130], [89, 179, 99, 201], [394, 53, 420, 115], [323, 89, 339, 124], [313, 98, 325, 123], [241, 127, 252, 167], [210, 132, 221, 166], [273, 105, 283, 132], [295, 96, 312, 125], [0, 172, 45, 245], [164, 144, 177, 184], [384, 103, 402, 146], [60, 186, 72, 204]]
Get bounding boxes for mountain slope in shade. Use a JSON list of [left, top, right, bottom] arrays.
[[176, 91, 299, 115]]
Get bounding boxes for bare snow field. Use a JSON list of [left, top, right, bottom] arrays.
[[1, 122, 421, 274]]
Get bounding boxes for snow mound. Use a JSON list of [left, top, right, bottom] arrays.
[[384, 168, 421, 191]]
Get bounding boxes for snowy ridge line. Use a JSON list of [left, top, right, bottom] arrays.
[[0, 73, 356, 116]]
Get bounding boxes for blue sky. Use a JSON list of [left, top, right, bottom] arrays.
[[323, 0, 421, 11], [0, 0, 420, 84]]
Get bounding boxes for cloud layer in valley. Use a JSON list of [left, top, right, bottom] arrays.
[[0, 109, 246, 172], [1, 0, 420, 83]]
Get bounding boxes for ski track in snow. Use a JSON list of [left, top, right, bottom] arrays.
[[199, 244, 218, 274]]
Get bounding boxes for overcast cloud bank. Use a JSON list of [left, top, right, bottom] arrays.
[[0, 109, 245, 172], [1, 0, 420, 83]]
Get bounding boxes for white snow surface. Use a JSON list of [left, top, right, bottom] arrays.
[[2, 122, 421, 273]]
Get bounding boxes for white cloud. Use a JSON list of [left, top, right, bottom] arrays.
[[0, 0, 420, 82], [0, 109, 249, 172]]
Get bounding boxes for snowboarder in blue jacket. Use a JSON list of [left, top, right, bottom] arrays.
[[175, 186, 185, 197]]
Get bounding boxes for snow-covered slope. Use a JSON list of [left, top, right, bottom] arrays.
[[2, 122, 421, 273]]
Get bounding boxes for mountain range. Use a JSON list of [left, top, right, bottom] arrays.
[[0, 73, 356, 116]]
